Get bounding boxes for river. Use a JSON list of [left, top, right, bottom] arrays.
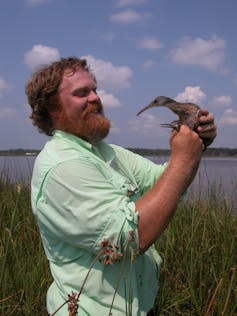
[[0, 155, 236, 209]]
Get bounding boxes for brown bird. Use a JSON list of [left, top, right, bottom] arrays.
[[136, 96, 201, 132]]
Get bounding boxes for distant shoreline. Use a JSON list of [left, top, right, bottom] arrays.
[[0, 147, 237, 158], [127, 147, 237, 158]]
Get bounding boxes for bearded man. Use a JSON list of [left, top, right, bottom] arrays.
[[25, 57, 217, 315]]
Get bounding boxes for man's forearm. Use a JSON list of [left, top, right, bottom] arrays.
[[136, 157, 200, 253]]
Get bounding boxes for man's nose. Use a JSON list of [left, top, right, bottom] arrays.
[[87, 90, 100, 102]]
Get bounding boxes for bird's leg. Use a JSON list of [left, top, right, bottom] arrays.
[[160, 120, 181, 132]]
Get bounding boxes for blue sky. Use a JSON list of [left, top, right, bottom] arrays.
[[0, 0, 237, 149]]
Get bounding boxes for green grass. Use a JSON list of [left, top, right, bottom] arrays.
[[0, 178, 236, 315], [0, 179, 52, 315], [155, 197, 237, 315]]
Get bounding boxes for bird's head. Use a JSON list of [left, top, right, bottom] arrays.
[[136, 96, 176, 116]]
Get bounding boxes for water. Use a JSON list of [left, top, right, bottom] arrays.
[[148, 156, 237, 209], [0, 156, 35, 184], [0, 155, 236, 209]]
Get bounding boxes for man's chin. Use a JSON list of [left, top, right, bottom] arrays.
[[76, 121, 110, 144], [89, 120, 111, 144], [57, 114, 111, 143]]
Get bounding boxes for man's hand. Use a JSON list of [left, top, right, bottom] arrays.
[[197, 109, 217, 148], [170, 124, 204, 163]]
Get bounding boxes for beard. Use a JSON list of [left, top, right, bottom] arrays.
[[57, 102, 111, 144]]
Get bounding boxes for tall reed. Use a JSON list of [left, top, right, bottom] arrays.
[[0, 178, 52, 315], [0, 177, 236, 315], [155, 195, 237, 315]]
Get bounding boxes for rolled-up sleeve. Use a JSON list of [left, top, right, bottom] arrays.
[[36, 159, 140, 256]]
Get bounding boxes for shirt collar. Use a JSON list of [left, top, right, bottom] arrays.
[[53, 130, 115, 164]]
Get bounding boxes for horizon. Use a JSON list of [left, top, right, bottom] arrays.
[[1, 146, 237, 152]]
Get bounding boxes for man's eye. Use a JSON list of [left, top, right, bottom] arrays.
[[72, 87, 98, 98], [73, 89, 90, 97]]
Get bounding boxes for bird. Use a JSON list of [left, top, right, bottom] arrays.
[[136, 96, 201, 132]]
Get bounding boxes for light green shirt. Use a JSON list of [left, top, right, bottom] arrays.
[[31, 130, 168, 315]]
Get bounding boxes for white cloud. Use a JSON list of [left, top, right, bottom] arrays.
[[0, 77, 10, 97], [129, 113, 161, 134], [210, 95, 232, 108], [82, 55, 133, 90], [169, 35, 226, 71], [25, 0, 51, 6], [98, 89, 122, 108], [110, 9, 143, 23], [219, 108, 237, 126], [140, 36, 163, 50], [116, 0, 148, 7], [0, 105, 16, 119], [142, 59, 156, 69], [24, 44, 60, 70], [175, 86, 206, 105]]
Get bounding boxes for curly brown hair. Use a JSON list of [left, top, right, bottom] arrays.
[[25, 57, 95, 136]]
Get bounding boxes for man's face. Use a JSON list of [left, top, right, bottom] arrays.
[[55, 68, 110, 143]]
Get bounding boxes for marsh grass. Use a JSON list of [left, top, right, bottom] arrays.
[[155, 197, 237, 315], [0, 178, 52, 315], [0, 177, 236, 315]]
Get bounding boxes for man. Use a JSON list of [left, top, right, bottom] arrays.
[[25, 57, 217, 315]]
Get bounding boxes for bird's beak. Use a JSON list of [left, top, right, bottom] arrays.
[[136, 100, 157, 116]]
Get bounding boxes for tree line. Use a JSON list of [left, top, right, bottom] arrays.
[[0, 147, 236, 157]]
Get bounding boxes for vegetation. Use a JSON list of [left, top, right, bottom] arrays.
[[155, 198, 237, 315], [127, 147, 237, 158], [0, 180, 52, 315], [0, 177, 236, 315], [0, 147, 237, 157], [0, 149, 40, 156]]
